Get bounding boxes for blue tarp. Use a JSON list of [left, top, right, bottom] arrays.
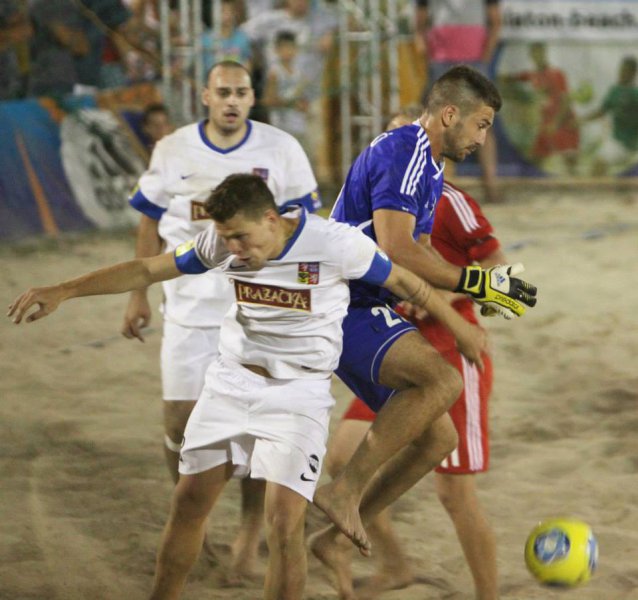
[[0, 99, 95, 240]]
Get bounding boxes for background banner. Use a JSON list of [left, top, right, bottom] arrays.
[[501, 0, 638, 41], [0, 86, 156, 241], [456, 0, 638, 178]]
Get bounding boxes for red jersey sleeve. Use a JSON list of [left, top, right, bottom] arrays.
[[431, 183, 500, 266]]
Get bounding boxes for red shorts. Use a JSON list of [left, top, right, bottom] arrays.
[[342, 348, 493, 475]]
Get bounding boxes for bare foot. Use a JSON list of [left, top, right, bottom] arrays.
[[313, 482, 371, 555], [356, 566, 415, 599], [308, 527, 356, 599]]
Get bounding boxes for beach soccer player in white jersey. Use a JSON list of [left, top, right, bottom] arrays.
[[10, 173, 494, 600], [312, 65, 537, 555], [123, 60, 320, 578]]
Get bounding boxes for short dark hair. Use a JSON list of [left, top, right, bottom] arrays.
[[206, 60, 252, 85], [205, 174, 277, 223], [141, 102, 168, 126], [425, 65, 502, 114], [275, 30, 297, 45]]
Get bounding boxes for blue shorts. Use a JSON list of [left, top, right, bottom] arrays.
[[336, 302, 417, 412]]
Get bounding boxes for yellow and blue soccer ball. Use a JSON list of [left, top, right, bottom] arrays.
[[524, 519, 598, 587]]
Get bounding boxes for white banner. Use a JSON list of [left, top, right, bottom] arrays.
[[501, 0, 638, 41]]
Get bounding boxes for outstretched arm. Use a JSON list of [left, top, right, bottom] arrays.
[[381, 262, 487, 370], [8, 253, 180, 325]]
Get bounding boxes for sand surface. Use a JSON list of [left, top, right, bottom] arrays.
[[2, 186, 637, 599]]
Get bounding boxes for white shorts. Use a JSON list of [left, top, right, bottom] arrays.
[[179, 357, 334, 501], [161, 321, 220, 401]]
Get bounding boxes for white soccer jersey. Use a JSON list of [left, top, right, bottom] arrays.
[[175, 210, 391, 379], [130, 120, 320, 327]]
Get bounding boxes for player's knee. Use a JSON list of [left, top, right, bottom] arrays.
[[264, 509, 304, 551], [435, 473, 476, 516], [431, 415, 459, 462], [414, 360, 462, 415], [440, 362, 463, 410], [172, 479, 212, 520]]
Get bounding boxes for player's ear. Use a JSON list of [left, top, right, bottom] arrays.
[[201, 86, 210, 107], [264, 207, 278, 222], [441, 104, 458, 128]]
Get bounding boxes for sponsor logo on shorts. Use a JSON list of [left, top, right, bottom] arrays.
[[252, 167, 269, 180], [190, 200, 211, 221], [300, 453, 320, 482], [234, 280, 311, 312], [298, 262, 320, 285]]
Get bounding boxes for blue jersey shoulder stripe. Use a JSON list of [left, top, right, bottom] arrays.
[[174, 245, 209, 274], [129, 189, 166, 220], [359, 250, 392, 286]]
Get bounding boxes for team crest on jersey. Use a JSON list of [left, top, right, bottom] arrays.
[[234, 280, 311, 312], [252, 168, 269, 180], [190, 200, 210, 221], [298, 262, 320, 285]]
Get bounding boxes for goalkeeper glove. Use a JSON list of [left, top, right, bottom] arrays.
[[455, 263, 537, 319]]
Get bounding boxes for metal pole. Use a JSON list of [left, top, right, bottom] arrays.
[[192, 0, 204, 120], [178, 0, 193, 122], [370, 0, 382, 136], [339, 4, 352, 181], [159, 0, 172, 114], [385, 0, 401, 115]]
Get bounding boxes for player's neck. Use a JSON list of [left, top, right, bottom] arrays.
[[270, 217, 299, 258], [420, 114, 442, 162], [205, 121, 248, 150]]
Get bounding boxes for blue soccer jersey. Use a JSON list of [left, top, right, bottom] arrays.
[[331, 123, 444, 305]]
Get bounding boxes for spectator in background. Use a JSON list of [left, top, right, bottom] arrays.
[[502, 42, 580, 176], [140, 102, 174, 152], [261, 31, 310, 153], [581, 56, 638, 176], [72, 0, 135, 90], [415, 0, 502, 203], [201, 0, 252, 76], [0, 0, 31, 99], [29, 0, 143, 95], [241, 0, 338, 180], [117, 0, 162, 85], [243, 0, 279, 22], [29, 0, 90, 96]]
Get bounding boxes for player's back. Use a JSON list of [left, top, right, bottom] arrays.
[[331, 123, 443, 241]]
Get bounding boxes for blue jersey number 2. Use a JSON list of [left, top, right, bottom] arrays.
[[371, 306, 404, 328]]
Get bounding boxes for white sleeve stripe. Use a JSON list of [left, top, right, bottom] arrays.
[[408, 137, 431, 195], [405, 138, 429, 196], [444, 184, 479, 232], [399, 129, 423, 194], [400, 130, 429, 195], [461, 356, 484, 471]]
